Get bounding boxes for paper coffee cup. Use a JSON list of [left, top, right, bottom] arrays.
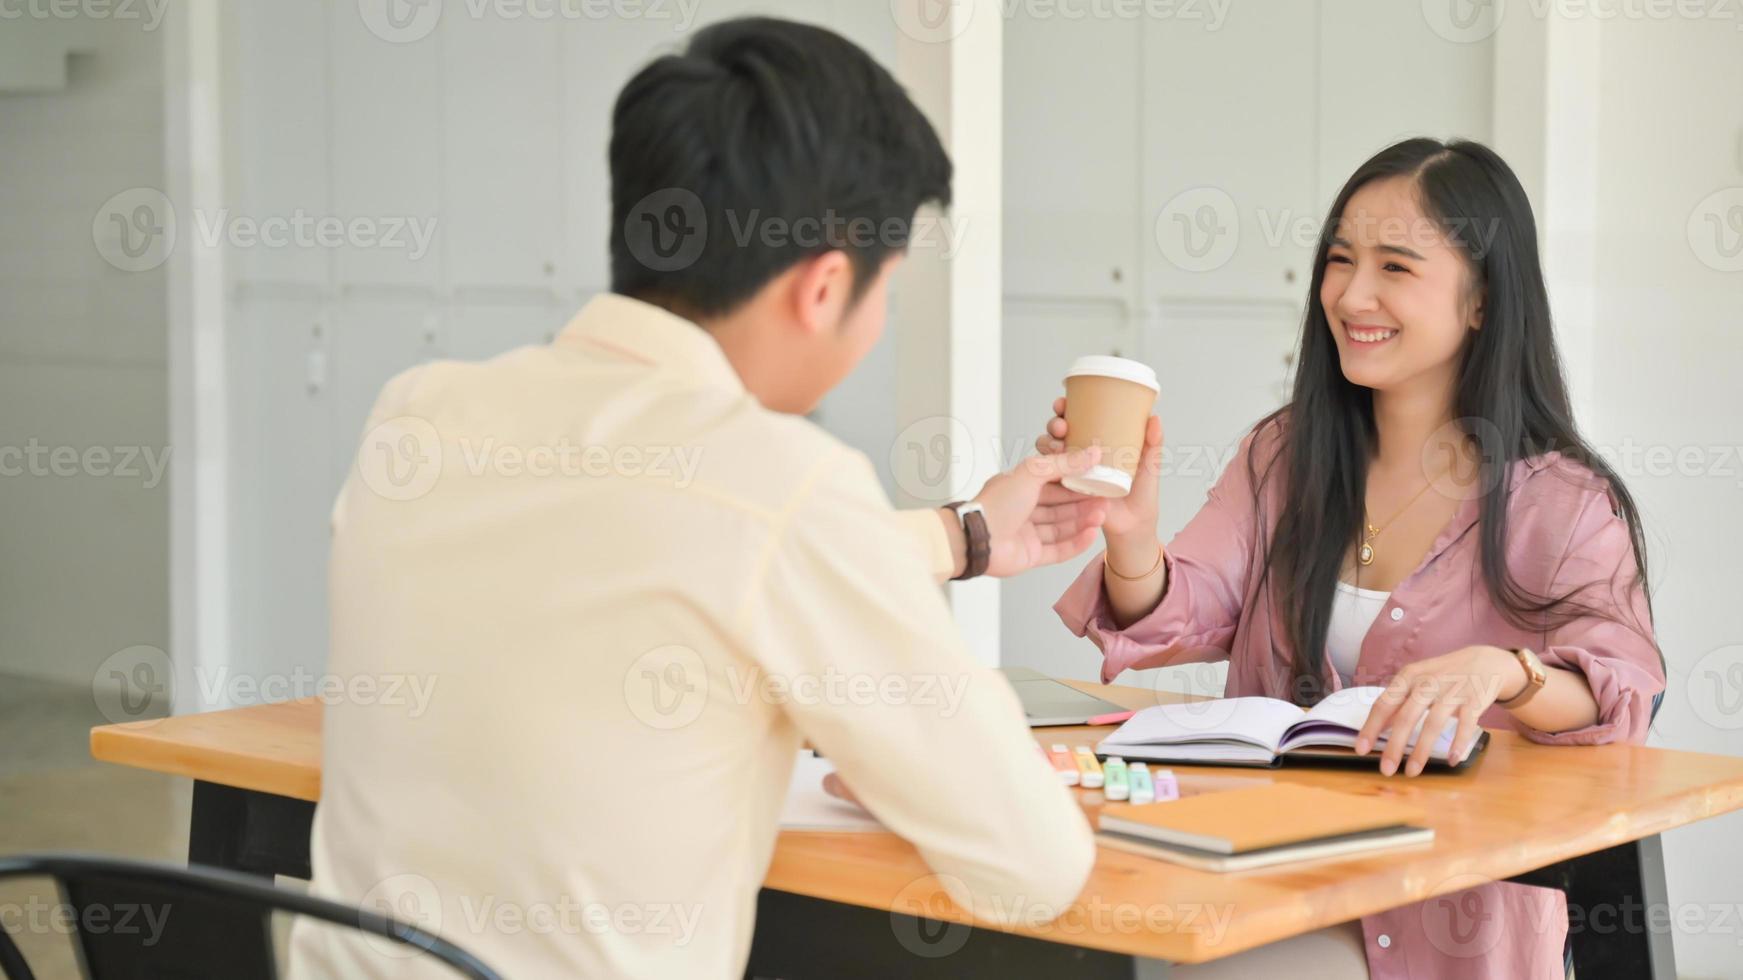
[[1061, 355, 1159, 498]]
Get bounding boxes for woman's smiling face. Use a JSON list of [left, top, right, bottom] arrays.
[[1320, 176, 1484, 394]]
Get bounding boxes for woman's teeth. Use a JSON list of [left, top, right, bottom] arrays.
[[1347, 326, 1399, 343]]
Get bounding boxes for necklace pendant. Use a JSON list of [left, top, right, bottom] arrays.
[[1359, 542, 1375, 566]]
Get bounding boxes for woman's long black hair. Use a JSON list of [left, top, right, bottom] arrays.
[[1248, 137, 1656, 705]]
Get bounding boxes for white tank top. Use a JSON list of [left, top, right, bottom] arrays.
[[1327, 580, 1390, 685]]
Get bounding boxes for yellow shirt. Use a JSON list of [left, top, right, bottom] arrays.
[[290, 294, 1095, 979]]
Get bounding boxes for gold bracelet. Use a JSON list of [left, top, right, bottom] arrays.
[[1105, 542, 1165, 581]]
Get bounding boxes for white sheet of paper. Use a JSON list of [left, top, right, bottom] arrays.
[[779, 751, 883, 832]]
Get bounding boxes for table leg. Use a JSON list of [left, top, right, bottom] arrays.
[[1507, 835, 1676, 979], [187, 780, 316, 880], [743, 888, 1167, 979]]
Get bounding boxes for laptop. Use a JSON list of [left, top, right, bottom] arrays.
[[998, 667, 1128, 727]]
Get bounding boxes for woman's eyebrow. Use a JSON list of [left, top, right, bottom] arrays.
[[1377, 243, 1427, 261], [1326, 235, 1426, 262]]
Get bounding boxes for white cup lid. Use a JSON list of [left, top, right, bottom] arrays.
[[1065, 355, 1160, 392], [1062, 465, 1135, 498]]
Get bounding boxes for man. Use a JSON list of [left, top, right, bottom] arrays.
[[291, 17, 1106, 978]]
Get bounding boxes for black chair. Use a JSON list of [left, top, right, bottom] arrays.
[[0, 853, 501, 979]]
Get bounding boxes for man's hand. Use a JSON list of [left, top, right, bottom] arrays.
[[821, 771, 864, 808], [965, 447, 1110, 579]]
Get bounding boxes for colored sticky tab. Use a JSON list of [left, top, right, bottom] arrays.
[[1102, 757, 1129, 802], [1073, 746, 1104, 789], [1150, 768, 1180, 802], [1047, 744, 1080, 786], [1128, 762, 1155, 804]]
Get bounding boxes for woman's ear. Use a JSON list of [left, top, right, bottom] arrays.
[[1467, 287, 1486, 331]]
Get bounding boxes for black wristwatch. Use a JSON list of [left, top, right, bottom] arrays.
[[944, 501, 990, 581]]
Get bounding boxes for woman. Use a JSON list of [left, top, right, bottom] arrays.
[[1042, 138, 1664, 977]]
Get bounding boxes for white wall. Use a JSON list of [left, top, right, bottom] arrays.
[[1583, 17, 1743, 977], [0, 18, 169, 686]]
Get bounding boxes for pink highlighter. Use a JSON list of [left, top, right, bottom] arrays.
[[1088, 709, 1136, 726]]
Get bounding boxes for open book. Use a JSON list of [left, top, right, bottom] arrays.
[[1095, 686, 1486, 769]]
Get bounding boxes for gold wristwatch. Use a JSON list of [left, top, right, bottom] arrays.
[[1498, 647, 1547, 710]]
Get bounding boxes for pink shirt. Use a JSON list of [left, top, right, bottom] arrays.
[[1055, 423, 1665, 979]]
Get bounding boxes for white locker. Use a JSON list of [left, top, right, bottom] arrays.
[[329, 300, 447, 492], [1141, 5, 1318, 305], [440, 16, 565, 291], [331, 0, 444, 289], [1004, 11, 1144, 305], [446, 300, 569, 361], [227, 296, 335, 682], [231, 0, 331, 288]]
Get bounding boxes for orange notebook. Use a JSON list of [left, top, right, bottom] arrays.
[[1097, 783, 1433, 872]]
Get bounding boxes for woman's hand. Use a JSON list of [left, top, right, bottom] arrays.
[[1354, 645, 1517, 776], [1034, 397, 1164, 551]]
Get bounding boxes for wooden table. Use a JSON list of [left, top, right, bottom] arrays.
[[91, 680, 1743, 978]]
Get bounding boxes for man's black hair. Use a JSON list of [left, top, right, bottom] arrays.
[[609, 17, 953, 319]]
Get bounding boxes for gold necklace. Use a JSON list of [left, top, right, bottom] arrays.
[[1359, 480, 1436, 567]]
